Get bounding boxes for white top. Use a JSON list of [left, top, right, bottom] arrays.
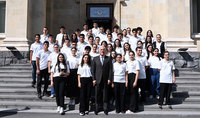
[[112, 32, 118, 40], [40, 34, 49, 44], [137, 35, 145, 43], [113, 62, 127, 83], [81, 30, 88, 38], [61, 46, 71, 58], [92, 27, 100, 37], [77, 64, 92, 77], [77, 42, 88, 56], [51, 63, 70, 77], [127, 34, 133, 38], [96, 33, 107, 43], [56, 33, 64, 47], [129, 36, 141, 51], [122, 36, 129, 46], [115, 47, 123, 54], [159, 60, 175, 83], [48, 52, 60, 66], [67, 55, 80, 69], [126, 60, 140, 74], [36, 50, 51, 70], [48, 42, 55, 53], [90, 51, 99, 60], [122, 51, 130, 61], [135, 56, 149, 79], [30, 42, 43, 61], [148, 56, 161, 69], [156, 41, 167, 53], [106, 40, 114, 46]]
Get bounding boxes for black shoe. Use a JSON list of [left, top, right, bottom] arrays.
[[116, 110, 120, 114], [38, 94, 42, 99], [94, 111, 98, 115], [159, 105, 163, 109], [31, 83, 35, 88], [43, 92, 49, 97], [104, 110, 108, 115], [168, 105, 173, 110]]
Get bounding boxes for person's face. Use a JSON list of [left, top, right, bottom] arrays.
[[123, 30, 127, 36], [72, 34, 76, 39], [148, 31, 152, 36], [71, 49, 77, 55], [114, 28, 118, 33], [60, 28, 65, 34], [118, 35, 122, 40], [64, 34, 68, 40], [84, 50, 90, 55], [99, 47, 105, 56], [88, 37, 93, 44], [71, 43, 77, 48], [137, 42, 143, 48], [107, 45, 112, 52], [83, 55, 89, 63], [132, 31, 137, 36], [43, 28, 48, 34], [54, 45, 59, 52], [95, 38, 100, 44], [116, 55, 122, 63], [127, 28, 131, 33], [48, 37, 53, 43], [148, 46, 153, 52], [35, 36, 40, 42], [147, 37, 151, 43], [44, 43, 49, 49], [137, 30, 142, 34], [100, 28, 104, 33], [107, 35, 112, 40], [101, 42, 107, 47], [59, 55, 64, 62], [115, 40, 120, 47], [75, 31, 80, 36], [83, 25, 88, 30], [106, 29, 111, 34], [93, 23, 98, 28], [129, 52, 135, 60], [164, 53, 169, 60], [124, 44, 129, 50], [136, 48, 142, 56], [88, 29, 92, 34], [93, 45, 97, 52], [79, 36, 84, 42], [153, 49, 159, 56], [111, 51, 116, 58], [156, 35, 161, 42]]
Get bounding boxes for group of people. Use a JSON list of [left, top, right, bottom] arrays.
[[29, 23, 176, 116]]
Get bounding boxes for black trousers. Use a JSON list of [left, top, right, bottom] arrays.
[[128, 73, 138, 111], [159, 83, 172, 105], [53, 77, 66, 107], [114, 82, 125, 112], [95, 81, 108, 112], [79, 77, 92, 112], [37, 68, 49, 94], [137, 79, 146, 102]]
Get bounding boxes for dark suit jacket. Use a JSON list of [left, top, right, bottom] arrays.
[[92, 55, 113, 85]]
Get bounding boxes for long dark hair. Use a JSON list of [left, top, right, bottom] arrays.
[[153, 48, 161, 60], [146, 30, 154, 38], [55, 53, 67, 72], [113, 39, 122, 50], [145, 36, 153, 48], [123, 42, 132, 55], [146, 44, 153, 60], [70, 33, 78, 42], [81, 54, 91, 67]]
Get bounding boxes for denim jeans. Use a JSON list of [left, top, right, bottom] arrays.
[[31, 61, 36, 85], [51, 86, 55, 95], [149, 68, 160, 95]]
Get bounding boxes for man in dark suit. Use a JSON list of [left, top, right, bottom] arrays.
[[92, 46, 113, 115]]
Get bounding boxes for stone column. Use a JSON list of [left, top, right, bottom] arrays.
[[0, 0, 30, 51]]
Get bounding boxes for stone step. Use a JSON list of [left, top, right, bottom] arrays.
[[0, 74, 32, 78], [0, 66, 32, 70], [175, 76, 200, 81], [172, 85, 200, 91], [0, 70, 32, 73], [10, 64, 30, 66]]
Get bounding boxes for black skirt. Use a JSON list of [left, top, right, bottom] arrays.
[[65, 69, 80, 97]]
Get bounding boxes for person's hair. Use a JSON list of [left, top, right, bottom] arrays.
[[113, 25, 119, 29], [83, 24, 88, 27], [60, 26, 65, 29], [71, 41, 77, 44], [43, 27, 48, 30], [95, 37, 100, 40], [84, 46, 91, 51], [71, 47, 77, 51], [137, 40, 143, 45], [123, 42, 132, 55], [54, 43, 59, 47], [135, 46, 142, 51], [129, 51, 135, 56], [137, 27, 143, 32], [43, 41, 49, 45], [117, 33, 123, 36], [146, 44, 153, 59], [70, 33, 78, 42], [153, 48, 161, 60], [48, 34, 53, 38], [115, 54, 122, 59], [107, 33, 112, 37], [101, 41, 108, 47], [55, 53, 67, 73], [114, 39, 122, 50], [81, 54, 91, 67], [88, 36, 94, 40], [146, 30, 154, 37], [76, 28, 81, 32], [164, 51, 169, 55], [132, 28, 137, 33], [92, 44, 97, 47], [79, 34, 85, 38], [35, 34, 40, 38], [145, 36, 152, 48], [156, 34, 162, 38], [127, 27, 131, 30]]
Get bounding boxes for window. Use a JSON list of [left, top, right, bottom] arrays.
[[191, 0, 200, 38], [0, 0, 6, 33]]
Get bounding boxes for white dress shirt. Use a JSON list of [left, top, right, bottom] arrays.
[[113, 62, 127, 83], [77, 64, 92, 77]]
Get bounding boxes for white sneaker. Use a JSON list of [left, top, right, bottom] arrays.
[[156, 95, 160, 99], [126, 110, 131, 114], [71, 99, 75, 105], [57, 106, 60, 113], [59, 107, 64, 114], [149, 95, 153, 99]]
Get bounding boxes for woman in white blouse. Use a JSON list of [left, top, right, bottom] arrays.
[[66, 47, 80, 105], [114, 39, 123, 54], [90, 44, 99, 60], [77, 54, 92, 116], [122, 42, 132, 62], [126, 51, 140, 113], [148, 48, 161, 99], [51, 53, 70, 115], [112, 54, 128, 114]]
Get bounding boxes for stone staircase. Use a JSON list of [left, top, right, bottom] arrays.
[[0, 63, 200, 113]]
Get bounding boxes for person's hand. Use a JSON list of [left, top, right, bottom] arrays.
[[93, 80, 96, 86], [78, 82, 81, 88], [111, 83, 114, 88], [125, 82, 128, 87], [36, 69, 40, 74], [51, 81, 53, 86], [60, 71, 64, 76], [173, 78, 176, 83], [133, 82, 137, 88], [107, 80, 111, 85], [30, 60, 32, 65]]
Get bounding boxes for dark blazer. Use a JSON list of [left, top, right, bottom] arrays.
[[92, 55, 113, 85]]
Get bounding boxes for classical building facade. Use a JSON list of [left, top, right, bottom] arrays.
[[0, 0, 200, 51]]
